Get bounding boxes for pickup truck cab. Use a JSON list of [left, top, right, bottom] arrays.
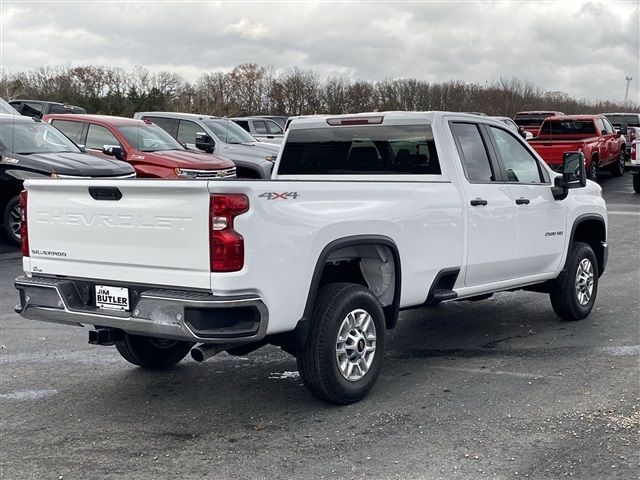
[[528, 114, 625, 182], [45, 114, 236, 179], [231, 116, 285, 144], [0, 114, 134, 244], [10, 100, 86, 118], [514, 111, 565, 135], [14, 112, 608, 404], [134, 112, 279, 179], [602, 112, 640, 166]]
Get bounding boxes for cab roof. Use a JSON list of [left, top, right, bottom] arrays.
[[44, 114, 147, 126]]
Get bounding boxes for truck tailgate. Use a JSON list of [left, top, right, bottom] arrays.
[[24, 179, 212, 289]]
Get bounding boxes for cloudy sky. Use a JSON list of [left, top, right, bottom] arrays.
[[1, 1, 638, 104]]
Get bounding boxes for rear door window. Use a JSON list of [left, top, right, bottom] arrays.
[[85, 124, 120, 150], [51, 119, 84, 144], [234, 120, 250, 132], [253, 121, 268, 134], [450, 123, 496, 182], [49, 104, 68, 114], [278, 124, 441, 175]]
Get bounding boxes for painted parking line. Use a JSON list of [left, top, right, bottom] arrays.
[[607, 211, 640, 216]]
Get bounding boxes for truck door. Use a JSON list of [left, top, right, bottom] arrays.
[[450, 122, 515, 287], [485, 125, 567, 278]]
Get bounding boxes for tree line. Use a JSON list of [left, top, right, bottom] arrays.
[[1, 63, 637, 118]]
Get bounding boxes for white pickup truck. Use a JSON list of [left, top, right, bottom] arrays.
[[15, 112, 608, 404]]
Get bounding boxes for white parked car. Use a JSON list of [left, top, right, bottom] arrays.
[[15, 112, 608, 404]]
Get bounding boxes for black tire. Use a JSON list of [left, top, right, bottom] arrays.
[[115, 333, 193, 369], [550, 242, 599, 321], [297, 283, 386, 405], [610, 151, 625, 177], [588, 157, 599, 182], [2, 195, 21, 245], [633, 174, 640, 194]]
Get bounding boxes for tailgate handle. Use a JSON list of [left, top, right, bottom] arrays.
[[89, 187, 122, 201]]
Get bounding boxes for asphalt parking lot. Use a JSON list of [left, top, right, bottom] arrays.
[[1, 174, 638, 480]]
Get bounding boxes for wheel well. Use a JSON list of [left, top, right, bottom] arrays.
[[1, 180, 23, 223], [235, 166, 261, 179], [572, 218, 606, 275], [308, 240, 401, 330]]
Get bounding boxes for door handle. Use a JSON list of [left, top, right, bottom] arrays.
[[470, 198, 488, 206], [515, 198, 530, 205]]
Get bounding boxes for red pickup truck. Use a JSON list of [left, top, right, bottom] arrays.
[[528, 114, 626, 182], [44, 114, 236, 179]]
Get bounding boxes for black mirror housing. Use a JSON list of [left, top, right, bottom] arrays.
[[195, 132, 215, 153], [562, 151, 587, 188], [553, 151, 587, 200], [618, 123, 628, 135], [102, 145, 124, 159]]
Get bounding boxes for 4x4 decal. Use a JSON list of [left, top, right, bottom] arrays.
[[259, 192, 300, 200]]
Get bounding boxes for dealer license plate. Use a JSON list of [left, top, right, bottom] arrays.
[[95, 285, 130, 311]]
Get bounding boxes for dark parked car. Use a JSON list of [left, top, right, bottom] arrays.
[[10, 100, 86, 119], [0, 114, 135, 244]]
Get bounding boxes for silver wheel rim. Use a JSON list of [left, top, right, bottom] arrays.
[[336, 309, 377, 382], [335, 309, 377, 382], [575, 258, 594, 306]]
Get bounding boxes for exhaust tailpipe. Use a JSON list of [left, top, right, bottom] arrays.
[[191, 344, 225, 362]]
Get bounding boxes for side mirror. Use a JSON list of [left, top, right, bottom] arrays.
[[518, 126, 527, 139], [618, 123, 628, 135], [552, 151, 586, 200], [195, 132, 215, 153], [102, 145, 124, 160]]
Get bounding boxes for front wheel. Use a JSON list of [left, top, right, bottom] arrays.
[[550, 242, 599, 321], [2, 195, 21, 245], [610, 152, 625, 177], [115, 333, 193, 369], [297, 283, 386, 404]]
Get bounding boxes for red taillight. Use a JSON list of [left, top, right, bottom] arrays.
[[210, 194, 249, 272], [19, 190, 29, 257]]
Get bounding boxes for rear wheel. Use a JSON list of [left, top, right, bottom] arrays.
[[2, 195, 21, 245], [297, 283, 386, 404], [610, 152, 625, 177], [550, 242, 598, 321], [115, 333, 193, 369], [633, 174, 640, 194]]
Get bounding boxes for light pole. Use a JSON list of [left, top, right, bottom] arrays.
[[624, 76, 633, 104]]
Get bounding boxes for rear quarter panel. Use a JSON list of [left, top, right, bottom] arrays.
[[206, 179, 464, 335]]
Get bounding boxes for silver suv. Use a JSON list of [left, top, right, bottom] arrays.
[[134, 112, 280, 179]]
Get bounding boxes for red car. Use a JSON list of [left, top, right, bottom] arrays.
[[44, 114, 236, 179], [528, 114, 626, 181], [514, 111, 565, 136]]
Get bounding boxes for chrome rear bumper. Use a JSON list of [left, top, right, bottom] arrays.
[[14, 276, 268, 344]]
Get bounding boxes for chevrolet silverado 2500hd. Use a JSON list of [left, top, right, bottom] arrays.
[[14, 112, 608, 404]]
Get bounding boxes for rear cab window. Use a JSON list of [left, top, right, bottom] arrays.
[[277, 124, 441, 176]]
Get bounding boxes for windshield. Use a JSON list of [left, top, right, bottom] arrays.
[[539, 120, 596, 136], [604, 115, 640, 127], [0, 121, 81, 154], [203, 119, 256, 144], [117, 123, 184, 152]]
